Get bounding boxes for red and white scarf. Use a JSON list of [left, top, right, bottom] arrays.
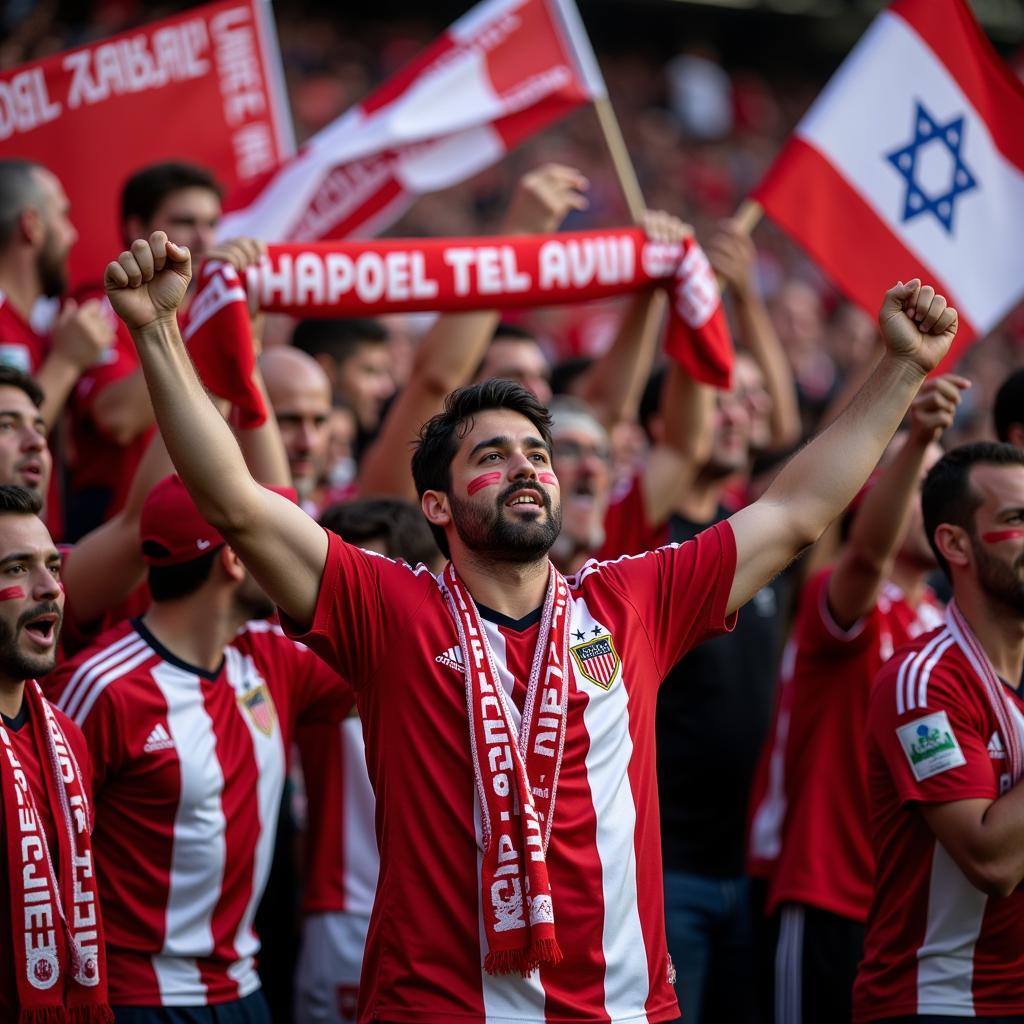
[[945, 599, 1024, 783], [440, 562, 571, 975], [181, 229, 734, 427], [0, 682, 112, 1024]]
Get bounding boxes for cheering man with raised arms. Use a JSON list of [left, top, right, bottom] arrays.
[[105, 232, 957, 1024]]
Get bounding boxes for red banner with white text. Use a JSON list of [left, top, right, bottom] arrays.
[[0, 0, 294, 288], [183, 229, 734, 424]]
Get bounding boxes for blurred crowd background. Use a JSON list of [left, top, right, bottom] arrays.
[[4, 0, 1023, 464]]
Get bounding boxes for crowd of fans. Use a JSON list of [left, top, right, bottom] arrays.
[[0, 4, 1023, 1024]]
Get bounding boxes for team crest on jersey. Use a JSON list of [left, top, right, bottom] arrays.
[[570, 633, 620, 689], [238, 684, 276, 736]]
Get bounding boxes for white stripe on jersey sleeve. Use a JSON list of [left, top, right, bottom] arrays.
[[69, 641, 155, 727], [59, 632, 148, 721]]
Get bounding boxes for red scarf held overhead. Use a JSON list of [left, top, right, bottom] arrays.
[[181, 262, 267, 429], [440, 562, 571, 976], [182, 229, 734, 427], [0, 682, 112, 1024]]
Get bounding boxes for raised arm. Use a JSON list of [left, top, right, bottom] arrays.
[[575, 211, 689, 432], [707, 219, 801, 450], [725, 280, 957, 616], [358, 164, 588, 498], [639, 365, 715, 529], [104, 232, 327, 628], [826, 372, 967, 628], [36, 299, 115, 429]]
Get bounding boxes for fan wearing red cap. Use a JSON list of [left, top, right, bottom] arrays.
[[43, 475, 346, 1022], [139, 475, 227, 566]]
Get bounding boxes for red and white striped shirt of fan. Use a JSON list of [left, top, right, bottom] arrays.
[[218, 0, 607, 243], [755, 0, 1024, 367]]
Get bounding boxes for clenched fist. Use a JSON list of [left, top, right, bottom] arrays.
[[104, 232, 192, 331], [878, 280, 958, 375]]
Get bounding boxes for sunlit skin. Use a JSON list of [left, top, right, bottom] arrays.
[[0, 515, 64, 715], [34, 168, 78, 298], [125, 187, 222, 263], [262, 348, 332, 500], [423, 409, 562, 568], [966, 465, 1024, 614], [337, 344, 395, 432], [476, 340, 553, 405], [0, 386, 51, 498], [551, 428, 612, 555]]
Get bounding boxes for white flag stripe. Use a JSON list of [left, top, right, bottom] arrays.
[[548, 0, 609, 99], [796, 11, 1024, 332], [218, 0, 602, 243]]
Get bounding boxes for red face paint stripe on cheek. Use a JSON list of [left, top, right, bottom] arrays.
[[467, 472, 502, 496], [981, 529, 1024, 544], [0, 587, 24, 601], [538, 472, 557, 485]]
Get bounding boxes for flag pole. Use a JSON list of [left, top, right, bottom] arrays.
[[592, 95, 647, 223], [715, 197, 764, 292], [733, 197, 763, 235]]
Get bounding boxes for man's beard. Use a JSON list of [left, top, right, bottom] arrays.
[[450, 481, 561, 564], [36, 228, 67, 299], [0, 601, 62, 681], [972, 537, 1024, 616]]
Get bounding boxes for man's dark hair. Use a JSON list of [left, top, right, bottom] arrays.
[[994, 368, 1024, 444], [411, 380, 553, 558], [120, 162, 222, 233], [319, 497, 439, 567], [0, 160, 43, 248], [492, 322, 537, 343], [550, 356, 593, 397], [0, 484, 42, 516], [922, 441, 1024, 579], [146, 546, 222, 602], [291, 318, 388, 366], [0, 365, 43, 409]]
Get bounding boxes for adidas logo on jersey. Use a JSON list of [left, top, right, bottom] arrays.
[[144, 723, 175, 753], [435, 645, 464, 673], [988, 732, 1006, 759]]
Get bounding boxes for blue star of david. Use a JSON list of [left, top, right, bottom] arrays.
[[885, 101, 978, 234]]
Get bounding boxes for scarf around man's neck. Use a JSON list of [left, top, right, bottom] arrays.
[[0, 681, 112, 1024], [440, 561, 571, 975], [945, 598, 1024, 782]]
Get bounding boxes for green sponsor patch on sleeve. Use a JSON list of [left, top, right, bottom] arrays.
[[897, 710, 967, 782]]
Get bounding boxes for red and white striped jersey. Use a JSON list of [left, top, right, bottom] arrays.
[[297, 715, 378, 917], [747, 569, 941, 918], [854, 627, 1024, 1021], [283, 522, 737, 1024], [44, 616, 346, 1007]]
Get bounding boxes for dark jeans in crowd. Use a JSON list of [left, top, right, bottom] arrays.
[[113, 990, 271, 1023], [664, 867, 762, 1024]]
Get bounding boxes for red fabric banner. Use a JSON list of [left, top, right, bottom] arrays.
[[218, 0, 606, 243], [0, 0, 294, 288], [182, 229, 733, 423]]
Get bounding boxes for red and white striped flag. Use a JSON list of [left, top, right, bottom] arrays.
[[754, 0, 1024, 367], [218, 0, 606, 242]]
